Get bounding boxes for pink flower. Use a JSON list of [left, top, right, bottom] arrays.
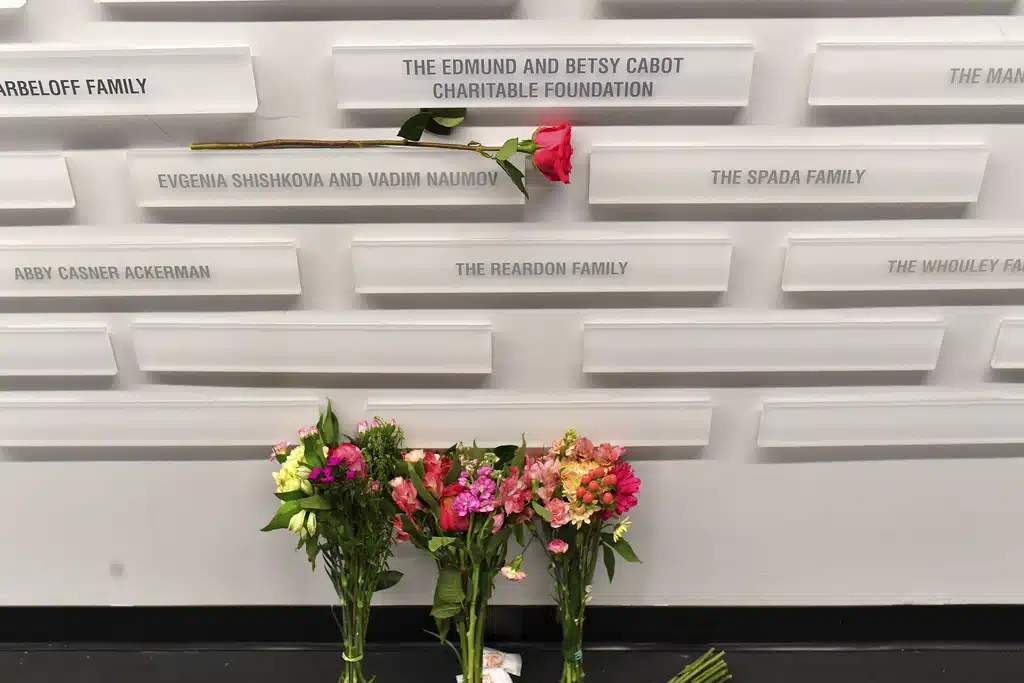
[[298, 428, 307, 438], [532, 123, 573, 184], [390, 477, 423, 517], [403, 449, 426, 463], [548, 539, 569, 554], [609, 461, 640, 516], [546, 499, 572, 528], [594, 442, 625, 467], [392, 515, 409, 543], [492, 512, 505, 534], [270, 442, 289, 460], [574, 437, 595, 460], [333, 443, 366, 481], [526, 455, 559, 502], [499, 467, 531, 515], [356, 420, 369, 433], [501, 565, 527, 581], [370, 480, 380, 493]]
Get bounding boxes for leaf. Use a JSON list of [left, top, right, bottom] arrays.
[[275, 489, 306, 502], [492, 444, 517, 465], [431, 566, 464, 620], [424, 118, 454, 137], [299, 495, 331, 510], [320, 401, 340, 445], [398, 111, 431, 142], [444, 453, 463, 486], [261, 501, 301, 532], [375, 570, 404, 592], [305, 537, 319, 565], [603, 544, 616, 583], [513, 521, 526, 548], [610, 538, 641, 564], [496, 159, 528, 198], [430, 107, 467, 128], [408, 463, 441, 517], [532, 500, 552, 523], [496, 137, 519, 162], [437, 617, 451, 644], [428, 536, 457, 553], [511, 435, 527, 471], [430, 603, 462, 620], [486, 524, 513, 555], [401, 515, 430, 548]]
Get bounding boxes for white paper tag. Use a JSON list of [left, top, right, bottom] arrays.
[[456, 668, 513, 683], [482, 648, 523, 676]]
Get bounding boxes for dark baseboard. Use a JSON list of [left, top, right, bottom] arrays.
[[4, 605, 1024, 645]]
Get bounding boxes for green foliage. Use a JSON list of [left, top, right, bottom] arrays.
[[398, 107, 467, 141], [262, 500, 301, 532], [603, 544, 616, 583], [496, 137, 519, 161], [430, 567, 465, 619], [496, 159, 528, 198], [601, 533, 641, 564], [428, 537, 456, 553], [375, 570, 403, 592], [532, 500, 552, 523]]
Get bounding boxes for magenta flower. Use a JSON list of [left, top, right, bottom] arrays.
[[309, 467, 321, 480]]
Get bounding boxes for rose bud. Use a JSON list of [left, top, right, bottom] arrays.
[[530, 123, 573, 184]]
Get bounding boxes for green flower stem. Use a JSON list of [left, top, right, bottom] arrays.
[[549, 524, 605, 683], [190, 139, 503, 153]]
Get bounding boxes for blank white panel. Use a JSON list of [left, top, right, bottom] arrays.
[[0, 238, 301, 298], [129, 148, 525, 209], [367, 396, 713, 448], [0, 324, 116, 377], [589, 142, 989, 205], [0, 153, 75, 211], [0, 393, 320, 447], [759, 393, 1024, 448], [351, 231, 732, 294], [0, 0, 25, 8], [102, 0, 509, 4], [131, 316, 492, 375], [784, 233, 1024, 292], [0, 45, 257, 118], [991, 319, 1024, 369], [583, 315, 945, 373], [811, 41, 1024, 108]]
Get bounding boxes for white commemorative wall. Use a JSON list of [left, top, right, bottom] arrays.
[[2, 0, 1024, 608]]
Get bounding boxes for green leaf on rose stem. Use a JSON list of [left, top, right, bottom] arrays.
[[532, 500, 552, 523], [436, 618, 451, 645], [495, 159, 528, 199], [299, 495, 331, 510], [513, 520, 526, 548], [610, 538, 642, 564], [603, 544, 616, 583], [430, 107, 467, 128], [443, 454, 463, 486], [398, 111, 432, 141], [408, 465, 441, 517], [274, 489, 307, 502], [428, 536, 457, 553], [424, 118, 454, 137], [496, 137, 519, 162], [375, 570, 404, 592], [261, 500, 302, 532]]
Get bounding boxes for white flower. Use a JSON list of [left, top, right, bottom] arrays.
[[300, 479, 313, 495], [389, 476, 406, 489], [404, 449, 426, 463], [305, 513, 317, 536], [288, 511, 307, 536]]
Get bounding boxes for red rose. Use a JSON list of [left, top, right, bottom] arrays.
[[440, 497, 469, 532], [531, 123, 573, 184]]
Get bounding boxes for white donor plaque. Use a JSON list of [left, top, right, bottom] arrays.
[[0, 239, 301, 298], [589, 142, 989, 205], [783, 233, 1024, 292], [0, 45, 257, 118], [333, 43, 755, 111], [351, 230, 732, 294], [0, 153, 75, 211], [0, 0, 25, 10], [130, 149, 525, 208], [811, 41, 1024, 107]]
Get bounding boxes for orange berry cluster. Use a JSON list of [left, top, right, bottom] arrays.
[[575, 467, 618, 506]]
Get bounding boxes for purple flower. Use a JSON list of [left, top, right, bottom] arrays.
[[478, 466, 493, 477], [309, 467, 321, 480], [326, 455, 342, 467], [346, 470, 356, 479], [321, 472, 334, 483]]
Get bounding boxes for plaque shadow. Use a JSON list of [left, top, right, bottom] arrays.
[[586, 369, 931, 389], [2, 444, 270, 462], [0, 208, 76, 227], [0, 376, 118, 391], [0, 294, 301, 314], [810, 104, 1024, 127], [362, 291, 724, 310], [618, 445, 706, 462], [345, 106, 743, 130], [101, 0, 518, 21], [0, 116, 252, 150], [143, 371, 490, 390], [600, 0, 1015, 17], [143, 205, 525, 225], [783, 290, 1024, 309], [987, 368, 1024, 383], [589, 203, 972, 223], [757, 442, 1024, 464]]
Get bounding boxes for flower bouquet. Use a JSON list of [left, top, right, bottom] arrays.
[[390, 441, 537, 683], [263, 405, 406, 683], [525, 429, 642, 683]]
